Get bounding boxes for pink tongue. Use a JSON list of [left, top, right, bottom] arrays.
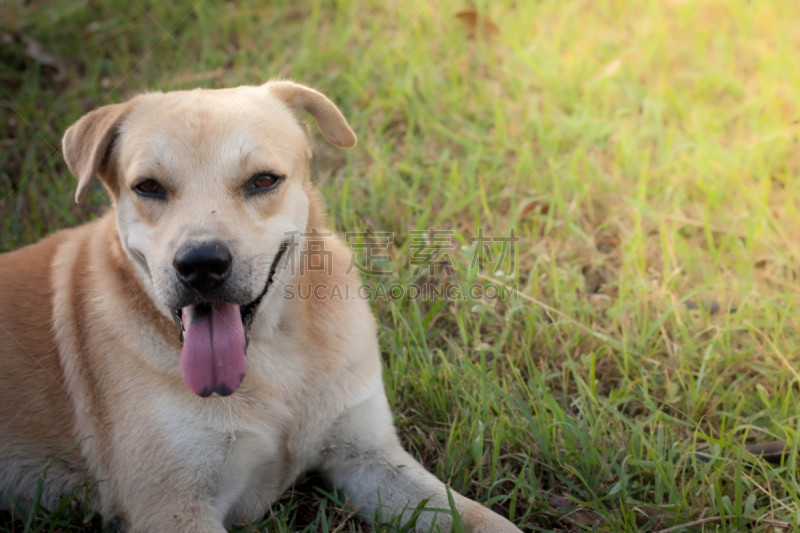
[[179, 303, 247, 397]]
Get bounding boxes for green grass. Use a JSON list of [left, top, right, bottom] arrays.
[[2, 0, 800, 531]]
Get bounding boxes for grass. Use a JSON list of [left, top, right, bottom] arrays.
[[2, 0, 800, 531]]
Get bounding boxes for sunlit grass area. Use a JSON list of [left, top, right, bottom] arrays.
[[2, 0, 800, 531]]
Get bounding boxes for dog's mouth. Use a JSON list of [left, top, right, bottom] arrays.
[[171, 242, 288, 398]]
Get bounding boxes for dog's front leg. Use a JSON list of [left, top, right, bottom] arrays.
[[100, 428, 232, 533], [123, 500, 227, 533], [107, 469, 228, 533], [319, 391, 522, 532]]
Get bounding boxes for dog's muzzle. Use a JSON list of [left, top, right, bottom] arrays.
[[170, 241, 288, 397]]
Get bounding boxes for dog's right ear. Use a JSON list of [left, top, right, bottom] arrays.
[[62, 101, 133, 203]]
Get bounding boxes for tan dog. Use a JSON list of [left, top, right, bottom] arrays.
[[0, 82, 521, 532]]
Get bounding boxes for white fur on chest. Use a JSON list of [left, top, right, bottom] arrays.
[[153, 395, 294, 525], [215, 428, 286, 524]]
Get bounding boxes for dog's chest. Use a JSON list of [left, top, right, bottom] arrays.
[[156, 398, 297, 523], [214, 429, 289, 522]]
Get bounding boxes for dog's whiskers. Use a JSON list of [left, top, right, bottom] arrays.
[[226, 397, 236, 441]]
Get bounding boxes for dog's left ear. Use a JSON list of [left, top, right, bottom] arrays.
[[266, 81, 357, 149], [63, 101, 134, 203]]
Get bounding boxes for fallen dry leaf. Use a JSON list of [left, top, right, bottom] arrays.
[[455, 8, 499, 39], [595, 57, 623, 81], [1, 31, 65, 81], [548, 494, 604, 527]]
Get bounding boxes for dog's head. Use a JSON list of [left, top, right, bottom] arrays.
[[61, 81, 356, 397]]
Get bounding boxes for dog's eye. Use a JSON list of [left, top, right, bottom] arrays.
[[247, 173, 283, 194], [133, 179, 167, 199]]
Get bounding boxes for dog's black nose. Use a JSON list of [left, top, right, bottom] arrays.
[[173, 240, 233, 291]]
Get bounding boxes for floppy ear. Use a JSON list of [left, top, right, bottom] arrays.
[[266, 81, 357, 149], [62, 101, 133, 203]]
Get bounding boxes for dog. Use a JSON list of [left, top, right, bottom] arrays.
[[0, 81, 521, 532]]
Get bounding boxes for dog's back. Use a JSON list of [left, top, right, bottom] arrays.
[[0, 228, 90, 510]]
